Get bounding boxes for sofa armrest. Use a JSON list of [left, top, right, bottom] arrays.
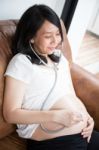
[[70, 62, 99, 131], [0, 122, 16, 139]]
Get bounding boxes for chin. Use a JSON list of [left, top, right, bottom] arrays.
[[48, 52, 54, 55], [48, 49, 55, 55]]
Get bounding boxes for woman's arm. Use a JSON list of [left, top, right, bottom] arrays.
[[3, 76, 83, 126], [3, 76, 53, 124], [59, 19, 72, 63]]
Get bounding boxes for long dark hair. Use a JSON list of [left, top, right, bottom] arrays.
[[12, 4, 63, 64]]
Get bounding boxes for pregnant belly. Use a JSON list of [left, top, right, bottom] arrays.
[[32, 96, 88, 141]]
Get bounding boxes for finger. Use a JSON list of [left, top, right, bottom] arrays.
[[82, 121, 94, 130], [83, 134, 89, 138], [82, 125, 93, 132], [83, 127, 92, 132], [82, 133, 92, 140], [81, 130, 92, 140], [88, 117, 93, 122], [87, 136, 91, 143], [82, 131, 88, 136], [82, 132, 91, 137], [82, 129, 91, 134], [81, 128, 92, 135], [87, 118, 94, 125]]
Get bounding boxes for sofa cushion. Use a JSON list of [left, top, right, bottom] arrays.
[[0, 20, 17, 138], [70, 63, 99, 130]]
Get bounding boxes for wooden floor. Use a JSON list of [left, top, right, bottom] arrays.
[[76, 31, 99, 74]]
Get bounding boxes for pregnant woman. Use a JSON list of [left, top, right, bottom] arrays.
[[3, 4, 99, 150]]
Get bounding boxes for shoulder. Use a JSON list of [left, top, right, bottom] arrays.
[[9, 53, 32, 66], [5, 53, 33, 84], [7, 53, 34, 72]]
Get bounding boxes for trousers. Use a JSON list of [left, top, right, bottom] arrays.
[[27, 130, 99, 150]]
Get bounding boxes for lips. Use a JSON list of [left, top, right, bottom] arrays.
[[48, 47, 55, 51]]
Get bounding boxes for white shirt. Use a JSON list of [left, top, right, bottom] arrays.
[[4, 51, 75, 139]]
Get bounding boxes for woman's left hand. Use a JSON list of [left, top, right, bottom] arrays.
[[81, 116, 94, 143]]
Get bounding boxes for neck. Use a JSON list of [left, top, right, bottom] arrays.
[[30, 43, 51, 64], [33, 45, 48, 58]]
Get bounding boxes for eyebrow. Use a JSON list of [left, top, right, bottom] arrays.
[[43, 30, 60, 35], [43, 32, 52, 34]]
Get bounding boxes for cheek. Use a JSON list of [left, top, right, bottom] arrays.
[[57, 36, 62, 43], [35, 39, 44, 46], [40, 39, 50, 47], [33, 37, 48, 53], [35, 37, 50, 50], [38, 39, 49, 51]]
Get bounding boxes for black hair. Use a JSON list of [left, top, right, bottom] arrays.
[[12, 4, 63, 64]]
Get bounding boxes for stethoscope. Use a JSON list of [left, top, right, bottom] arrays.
[[30, 42, 65, 134]]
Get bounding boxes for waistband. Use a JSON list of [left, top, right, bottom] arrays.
[[27, 133, 85, 144]]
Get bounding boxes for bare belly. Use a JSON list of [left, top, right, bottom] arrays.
[[32, 95, 88, 141]]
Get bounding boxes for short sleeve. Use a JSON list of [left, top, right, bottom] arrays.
[[4, 54, 33, 84]]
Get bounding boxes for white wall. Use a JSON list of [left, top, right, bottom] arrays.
[[67, 0, 97, 61], [0, 0, 65, 20], [87, 0, 99, 35]]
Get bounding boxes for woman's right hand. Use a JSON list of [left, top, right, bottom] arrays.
[[52, 109, 83, 127]]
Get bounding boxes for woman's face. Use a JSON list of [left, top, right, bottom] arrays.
[[31, 20, 62, 56]]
